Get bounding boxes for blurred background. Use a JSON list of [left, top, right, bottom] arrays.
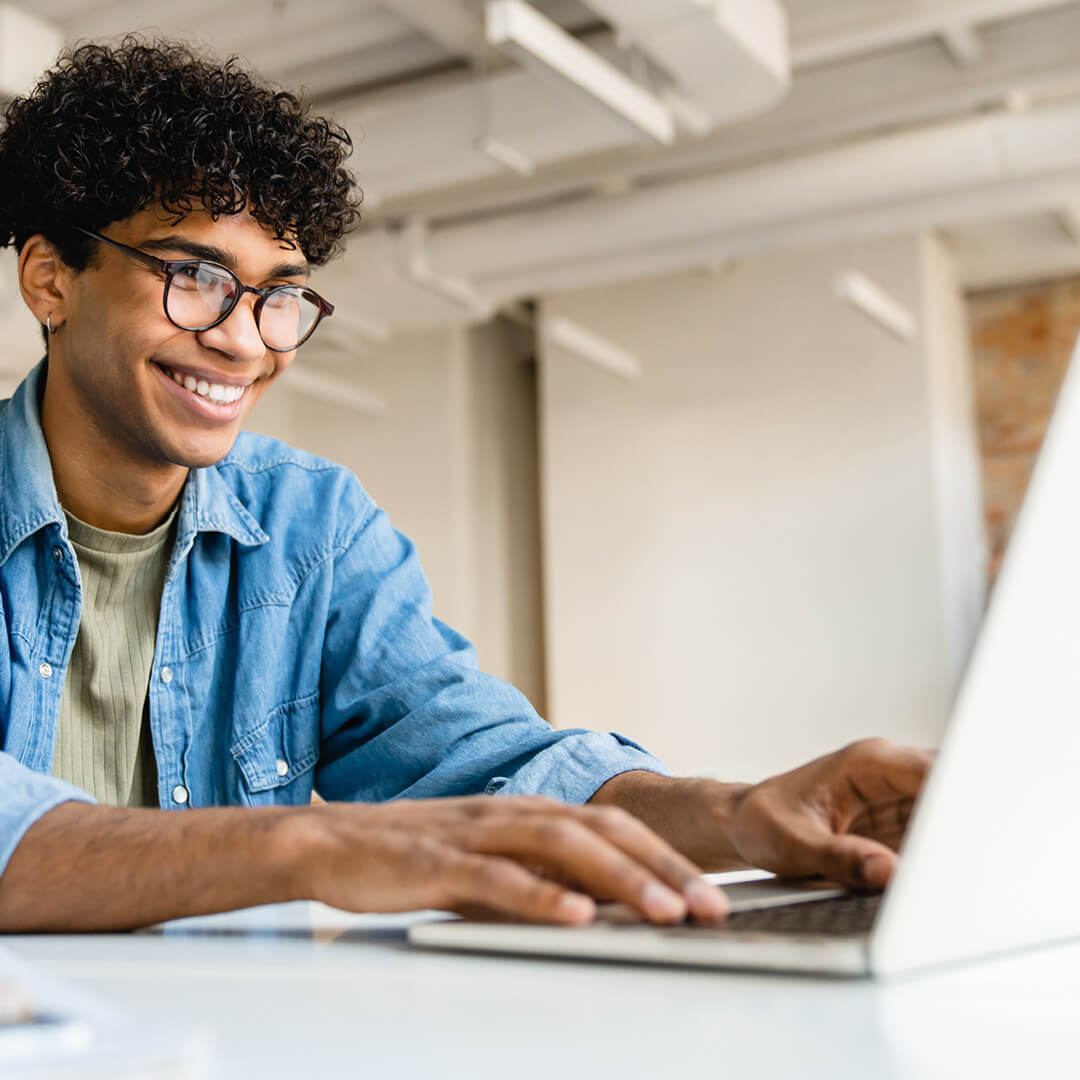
[[2, 0, 1079, 780]]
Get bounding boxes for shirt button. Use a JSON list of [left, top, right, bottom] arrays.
[[171, 785, 189, 805], [275, 759, 289, 777], [52, 546, 64, 563], [160, 667, 174, 684], [38, 662, 52, 679]]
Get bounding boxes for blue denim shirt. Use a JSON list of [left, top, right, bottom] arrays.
[[0, 359, 666, 878]]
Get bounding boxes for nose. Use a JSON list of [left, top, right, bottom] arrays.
[[195, 291, 267, 363]]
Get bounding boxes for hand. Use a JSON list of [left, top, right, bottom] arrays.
[[729, 738, 933, 889], [284, 795, 728, 925]]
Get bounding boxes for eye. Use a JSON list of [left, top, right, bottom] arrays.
[[172, 264, 203, 288], [172, 262, 236, 295]]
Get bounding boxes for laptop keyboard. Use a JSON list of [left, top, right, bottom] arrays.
[[664, 891, 882, 938]]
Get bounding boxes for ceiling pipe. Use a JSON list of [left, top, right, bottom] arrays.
[[425, 98, 1080, 284], [400, 219, 497, 320], [326, 96, 1080, 329]]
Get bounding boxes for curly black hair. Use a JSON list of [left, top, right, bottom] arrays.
[[0, 36, 361, 271]]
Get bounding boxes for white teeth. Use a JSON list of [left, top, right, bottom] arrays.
[[167, 368, 245, 405]]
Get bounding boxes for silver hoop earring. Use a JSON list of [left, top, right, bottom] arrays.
[[46, 315, 52, 335]]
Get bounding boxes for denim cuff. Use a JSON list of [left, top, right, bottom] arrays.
[[486, 730, 670, 805]]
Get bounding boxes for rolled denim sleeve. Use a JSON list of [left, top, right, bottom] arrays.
[[0, 751, 95, 879], [315, 484, 668, 805]]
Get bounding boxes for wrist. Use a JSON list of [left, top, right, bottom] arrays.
[[590, 771, 752, 871], [264, 804, 337, 903]]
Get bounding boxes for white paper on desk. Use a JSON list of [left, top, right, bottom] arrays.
[[0, 943, 214, 1079]]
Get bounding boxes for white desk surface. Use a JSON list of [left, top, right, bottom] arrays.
[[6, 878, 1080, 1080]]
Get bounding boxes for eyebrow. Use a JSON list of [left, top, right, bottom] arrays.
[[140, 235, 310, 280]]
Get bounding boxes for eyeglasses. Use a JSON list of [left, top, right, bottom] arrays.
[[74, 226, 334, 352]]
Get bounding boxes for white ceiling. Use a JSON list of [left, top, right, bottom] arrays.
[[11, 0, 1080, 338]]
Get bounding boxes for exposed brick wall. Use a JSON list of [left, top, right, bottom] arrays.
[[968, 276, 1080, 581]]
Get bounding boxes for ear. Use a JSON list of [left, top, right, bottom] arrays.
[[18, 234, 73, 332]]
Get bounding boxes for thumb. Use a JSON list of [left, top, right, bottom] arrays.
[[815, 834, 897, 889]]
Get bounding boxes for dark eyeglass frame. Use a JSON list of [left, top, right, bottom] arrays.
[[74, 226, 334, 352]]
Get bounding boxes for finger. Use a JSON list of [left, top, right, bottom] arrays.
[[839, 740, 933, 802], [579, 805, 728, 921], [443, 852, 596, 925], [462, 817, 691, 924], [814, 833, 898, 890]]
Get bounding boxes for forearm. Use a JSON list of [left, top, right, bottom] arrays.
[[0, 801, 306, 932], [589, 771, 753, 871]]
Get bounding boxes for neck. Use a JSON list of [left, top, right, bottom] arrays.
[[40, 363, 188, 534]]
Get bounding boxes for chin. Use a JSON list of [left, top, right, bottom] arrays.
[[165, 434, 240, 470]]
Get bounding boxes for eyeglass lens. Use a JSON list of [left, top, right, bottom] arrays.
[[167, 263, 321, 350]]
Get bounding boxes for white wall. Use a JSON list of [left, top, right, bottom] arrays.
[[274, 320, 546, 711], [0, 257, 42, 397], [538, 234, 984, 781]]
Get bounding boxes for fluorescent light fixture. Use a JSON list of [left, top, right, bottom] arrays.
[[543, 314, 641, 380], [940, 24, 983, 67], [835, 271, 918, 344], [1056, 205, 1080, 245], [286, 366, 387, 417], [485, 0, 676, 146], [477, 135, 537, 176]]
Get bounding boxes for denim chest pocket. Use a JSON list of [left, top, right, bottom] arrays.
[[230, 694, 320, 804]]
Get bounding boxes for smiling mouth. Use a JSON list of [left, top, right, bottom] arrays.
[[156, 364, 250, 406]]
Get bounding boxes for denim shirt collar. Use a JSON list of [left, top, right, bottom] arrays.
[[0, 358, 268, 567]]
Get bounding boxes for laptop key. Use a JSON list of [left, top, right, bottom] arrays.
[[661, 892, 882, 937]]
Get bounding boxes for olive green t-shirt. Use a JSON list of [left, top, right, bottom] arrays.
[[50, 505, 179, 807]]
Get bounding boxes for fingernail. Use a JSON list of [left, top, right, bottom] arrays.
[[642, 882, 687, 922], [863, 855, 893, 887], [684, 879, 727, 919], [555, 893, 595, 925]]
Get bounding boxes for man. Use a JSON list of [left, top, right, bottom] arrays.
[[0, 38, 929, 932]]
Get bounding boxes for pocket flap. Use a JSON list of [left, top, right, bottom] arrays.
[[230, 694, 320, 793]]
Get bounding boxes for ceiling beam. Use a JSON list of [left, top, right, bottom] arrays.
[[791, 0, 1075, 68], [354, 5, 1080, 225], [486, 0, 675, 146], [379, 0, 499, 65]]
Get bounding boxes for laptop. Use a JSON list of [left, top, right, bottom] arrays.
[[409, 335, 1080, 978]]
